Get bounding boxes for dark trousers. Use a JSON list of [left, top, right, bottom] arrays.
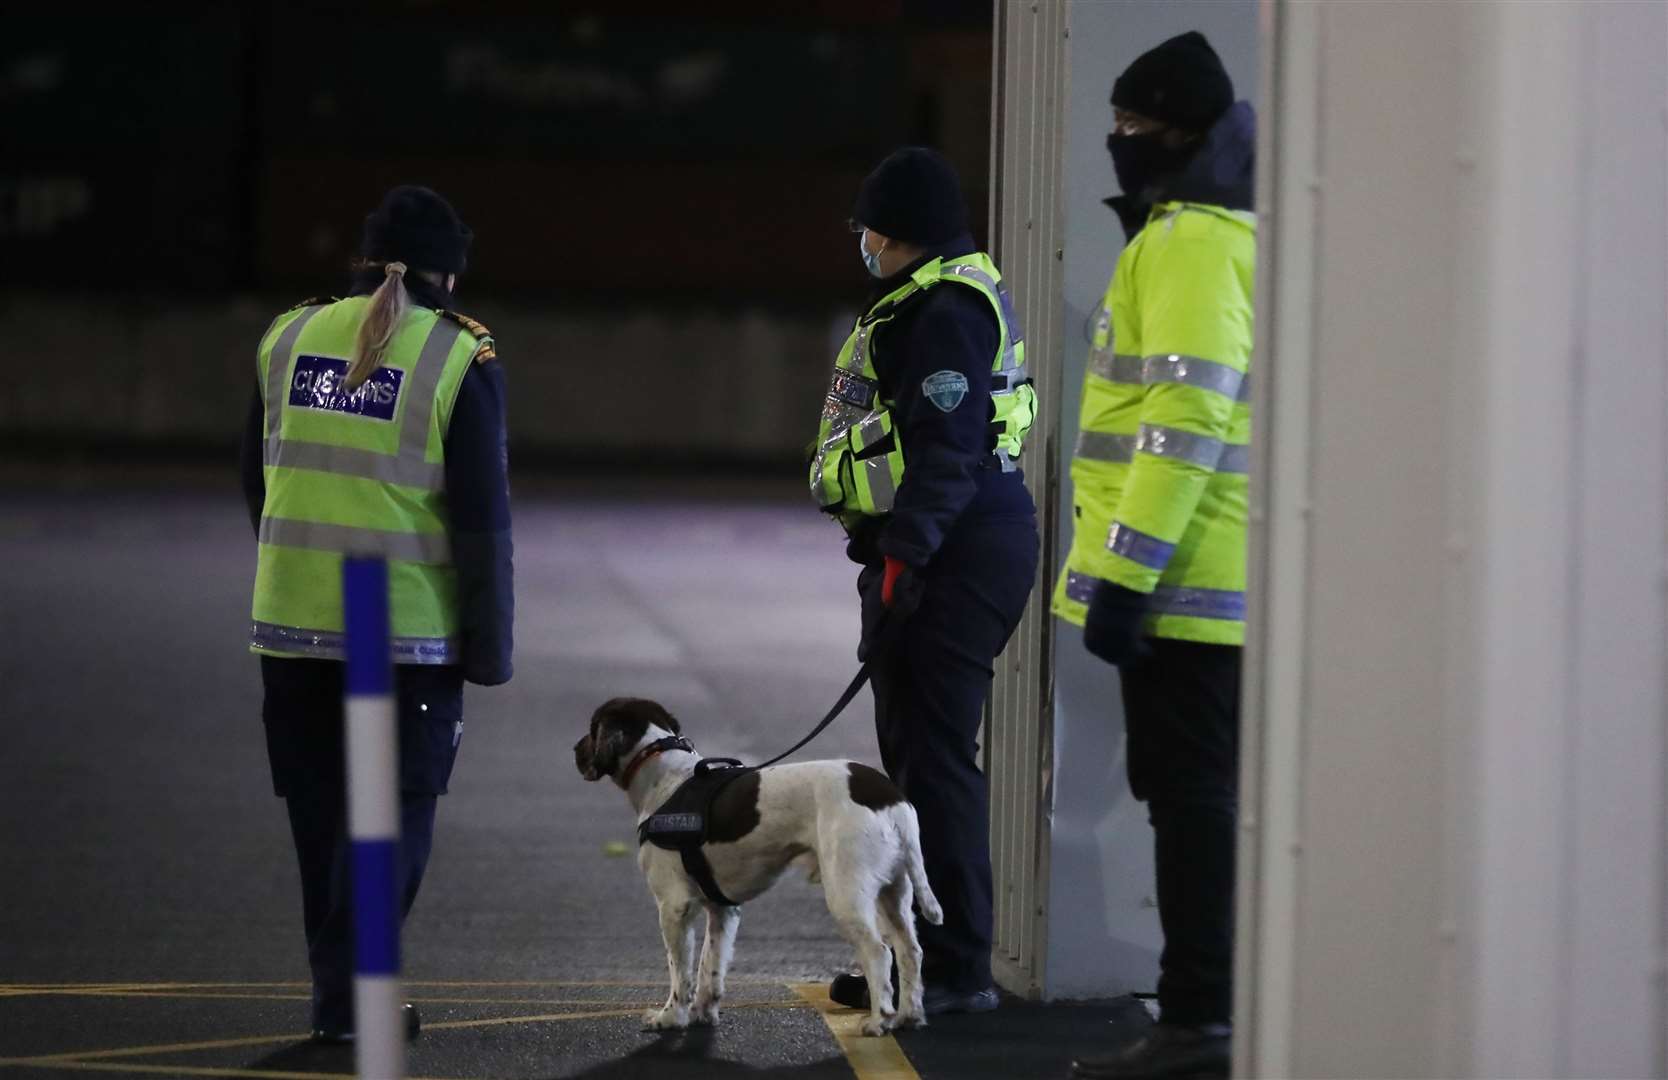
[[865, 516, 1038, 992], [261, 657, 464, 1031], [1118, 638, 1242, 1026]]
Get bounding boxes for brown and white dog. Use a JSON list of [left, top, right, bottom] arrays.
[[574, 697, 942, 1036]]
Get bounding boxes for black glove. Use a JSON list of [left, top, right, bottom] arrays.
[[857, 559, 924, 662], [1083, 581, 1151, 667]]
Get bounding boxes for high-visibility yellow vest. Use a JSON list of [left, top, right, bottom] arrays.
[[1052, 202, 1255, 645], [250, 296, 491, 663], [810, 253, 1036, 528]]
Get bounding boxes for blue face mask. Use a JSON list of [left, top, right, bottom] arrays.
[[860, 231, 887, 278]]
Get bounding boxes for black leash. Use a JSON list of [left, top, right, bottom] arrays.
[[753, 605, 908, 771]]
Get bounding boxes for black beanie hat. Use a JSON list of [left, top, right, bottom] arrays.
[[1111, 31, 1234, 133], [361, 185, 473, 274], [852, 147, 969, 247]]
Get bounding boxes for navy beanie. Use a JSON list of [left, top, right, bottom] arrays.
[[1111, 31, 1234, 133], [853, 147, 969, 246], [361, 185, 473, 274]]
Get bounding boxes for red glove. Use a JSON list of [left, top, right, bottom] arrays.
[[881, 556, 907, 608]]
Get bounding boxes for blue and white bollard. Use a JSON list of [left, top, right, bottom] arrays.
[[343, 556, 404, 1080]]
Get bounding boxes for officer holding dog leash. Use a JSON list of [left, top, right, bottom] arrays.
[[810, 147, 1040, 1015]]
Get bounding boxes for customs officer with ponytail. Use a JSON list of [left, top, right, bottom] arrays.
[[238, 185, 513, 1042]]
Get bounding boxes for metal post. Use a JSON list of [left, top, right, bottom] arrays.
[[343, 556, 404, 1080], [985, 0, 1069, 999]]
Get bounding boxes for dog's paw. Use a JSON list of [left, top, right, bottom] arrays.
[[642, 1006, 690, 1031], [893, 1010, 927, 1031], [689, 999, 721, 1026], [860, 1014, 895, 1037]]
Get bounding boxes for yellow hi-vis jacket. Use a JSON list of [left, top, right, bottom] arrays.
[[1052, 201, 1254, 645], [250, 296, 490, 663]]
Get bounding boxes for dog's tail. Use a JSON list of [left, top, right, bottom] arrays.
[[898, 803, 944, 925]]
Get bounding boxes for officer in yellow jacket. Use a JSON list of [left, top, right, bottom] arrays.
[[1056, 34, 1252, 1080], [239, 185, 513, 1043]]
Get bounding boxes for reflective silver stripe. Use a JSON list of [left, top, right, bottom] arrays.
[[266, 440, 445, 489], [250, 620, 457, 664], [946, 263, 1023, 372], [1106, 522, 1176, 571], [264, 306, 324, 440], [1142, 354, 1245, 400], [852, 411, 889, 451], [1217, 443, 1251, 474], [1091, 349, 1253, 403], [1064, 570, 1104, 604], [860, 455, 897, 512], [846, 322, 876, 372], [1150, 585, 1245, 621], [947, 262, 999, 294], [1074, 431, 1136, 463], [1072, 428, 1249, 474], [1089, 351, 1144, 384], [398, 319, 466, 460], [258, 516, 451, 563], [1063, 573, 1243, 621], [1138, 425, 1224, 469]]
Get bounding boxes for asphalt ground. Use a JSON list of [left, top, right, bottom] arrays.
[[0, 465, 1145, 1080]]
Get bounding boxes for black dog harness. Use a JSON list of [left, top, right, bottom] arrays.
[[637, 744, 753, 907]]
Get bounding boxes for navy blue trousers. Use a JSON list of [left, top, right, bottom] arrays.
[[863, 515, 1038, 992], [260, 657, 463, 1032]]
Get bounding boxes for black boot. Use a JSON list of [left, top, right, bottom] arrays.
[[310, 1002, 422, 1044], [829, 970, 999, 1015], [1069, 1022, 1230, 1079]]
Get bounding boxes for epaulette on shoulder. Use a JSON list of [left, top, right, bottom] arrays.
[[292, 295, 337, 310], [440, 310, 497, 363]]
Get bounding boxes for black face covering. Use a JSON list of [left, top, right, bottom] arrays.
[[1106, 132, 1196, 203]]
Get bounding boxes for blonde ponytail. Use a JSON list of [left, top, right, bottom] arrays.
[[346, 261, 410, 391]]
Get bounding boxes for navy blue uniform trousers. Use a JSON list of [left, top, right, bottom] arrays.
[[261, 657, 464, 1031], [1118, 638, 1241, 1026], [863, 514, 1038, 992]]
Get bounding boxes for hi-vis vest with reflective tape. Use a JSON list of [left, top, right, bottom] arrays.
[[810, 253, 1035, 527], [1052, 202, 1254, 646], [250, 296, 492, 664]]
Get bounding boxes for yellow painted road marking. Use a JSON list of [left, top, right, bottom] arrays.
[[792, 982, 922, 1080], [3, 988, 790, 1008], [0, 1000, 807, 1068], [0, 978, 790, 994]]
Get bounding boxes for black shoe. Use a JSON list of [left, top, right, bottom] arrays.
[[828, 971, 884, 1010], [828, 972, 999, 1016], [310, 1002, 421, 1044], [921, 984, 1000, 1015], [1069, 1022, 1230, 1079]]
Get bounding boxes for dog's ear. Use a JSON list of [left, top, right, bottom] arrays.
[[589, 723, 631, 780], [584, 697, 681, 781]]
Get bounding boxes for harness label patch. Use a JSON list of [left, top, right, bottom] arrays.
[[288, 354, 403, 421], [922, 369, 969, 412]]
